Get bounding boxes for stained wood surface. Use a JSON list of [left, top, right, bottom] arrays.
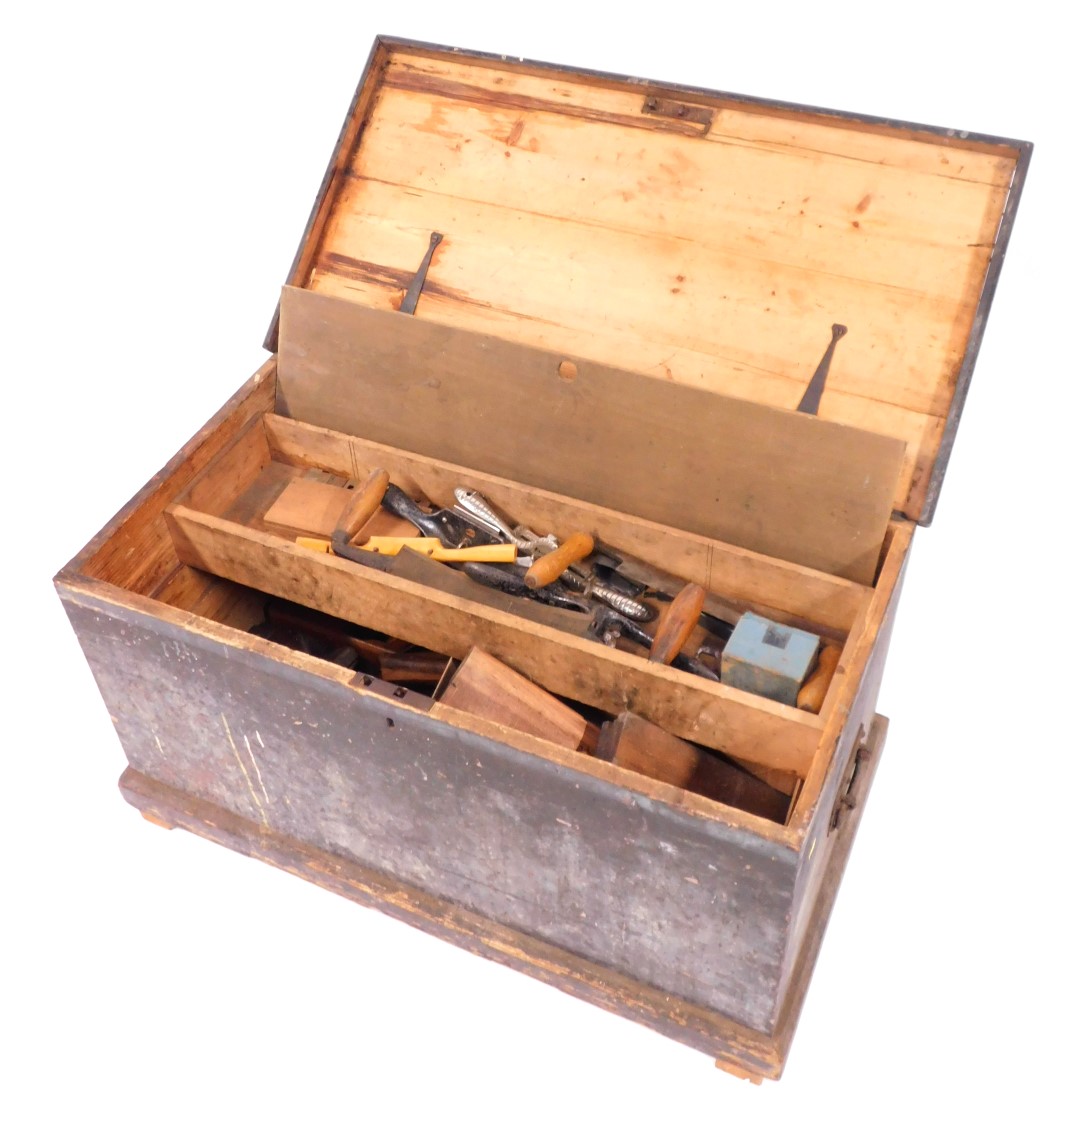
[[150, 567, 266, 631], [109, 709, 887, 1079], [597, 711, 701, 788], [264, 478, 352, 535], [165, 503, 821, 772], [283, 43, 1024, 521], [278, 286, 906, 583], [118, 764, 787, 1077], [596, 712, 789, 824], [263, 478, 419, 544], [264, 413, 869, 636], [437, 647, 589, 751], [61, 587, 804, 1033]]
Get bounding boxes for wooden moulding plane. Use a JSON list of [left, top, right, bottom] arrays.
[[54, 37, 1030, 1080]]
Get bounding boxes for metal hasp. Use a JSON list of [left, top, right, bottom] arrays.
[[797, 323, 848, 415], [641, 94, 714, 131], [400, 231, 443, 315]]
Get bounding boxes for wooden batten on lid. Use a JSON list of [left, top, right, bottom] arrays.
[[268, 37, 1029, 582]]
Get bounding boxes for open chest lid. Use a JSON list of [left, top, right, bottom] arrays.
[[267, 36, 1030, 539]]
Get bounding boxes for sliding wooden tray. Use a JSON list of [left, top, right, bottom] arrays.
[[55, 37, 1030, 1080]]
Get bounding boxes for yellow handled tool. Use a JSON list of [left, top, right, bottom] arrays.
[[298, 536, 515, 562], [358, 537, 518, 562]]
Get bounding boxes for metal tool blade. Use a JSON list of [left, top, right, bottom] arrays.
[[588, 539, 737, 637], [382, 484, 496, 548]]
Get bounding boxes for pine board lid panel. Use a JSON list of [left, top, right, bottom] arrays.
[[272, 38, 1030, 524]]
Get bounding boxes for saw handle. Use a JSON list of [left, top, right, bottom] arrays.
[[332, 468, 390, 543], [524, 532, 594, 589], [649, 583, 706, 665]]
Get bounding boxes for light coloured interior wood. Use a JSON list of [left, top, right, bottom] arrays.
[[277, 286, 906, 584], [292, 45, 1021, 522], [150, 566, 267, 631]]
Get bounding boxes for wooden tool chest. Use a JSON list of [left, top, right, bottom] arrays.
[[54, 37, 1030, 1081]]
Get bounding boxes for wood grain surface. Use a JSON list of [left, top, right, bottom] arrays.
[[437, 647, 590, 751], [282, 44, 1023, 522], [278, 286, 906, 583]]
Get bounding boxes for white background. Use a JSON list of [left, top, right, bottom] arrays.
[[5, 2, 1076, 1133]]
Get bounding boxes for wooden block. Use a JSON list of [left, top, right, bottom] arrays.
[[264, 479, 351, 535], [263, 478, 417, 541], [438, 647, 590, 752], [596, 711, 701, 788], [596, 713, 790, 823]]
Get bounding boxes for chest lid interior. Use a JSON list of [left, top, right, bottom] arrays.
[[268, 36, 1029, 548]]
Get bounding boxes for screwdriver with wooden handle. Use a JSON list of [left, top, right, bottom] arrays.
[[523, 532, 595, 589]]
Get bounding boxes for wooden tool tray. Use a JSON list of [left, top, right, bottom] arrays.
[[165, 403, 905, 783], [55, 37, 1030, 1081]]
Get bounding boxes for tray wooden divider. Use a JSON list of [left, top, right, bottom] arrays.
[[165, 502, 821, 774], [261, 412, 871, 640]]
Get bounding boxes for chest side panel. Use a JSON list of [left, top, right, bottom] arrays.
[[62, 587, 800, 1033]]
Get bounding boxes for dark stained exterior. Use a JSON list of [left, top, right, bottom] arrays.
[[61, 587, 799, 1031]]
